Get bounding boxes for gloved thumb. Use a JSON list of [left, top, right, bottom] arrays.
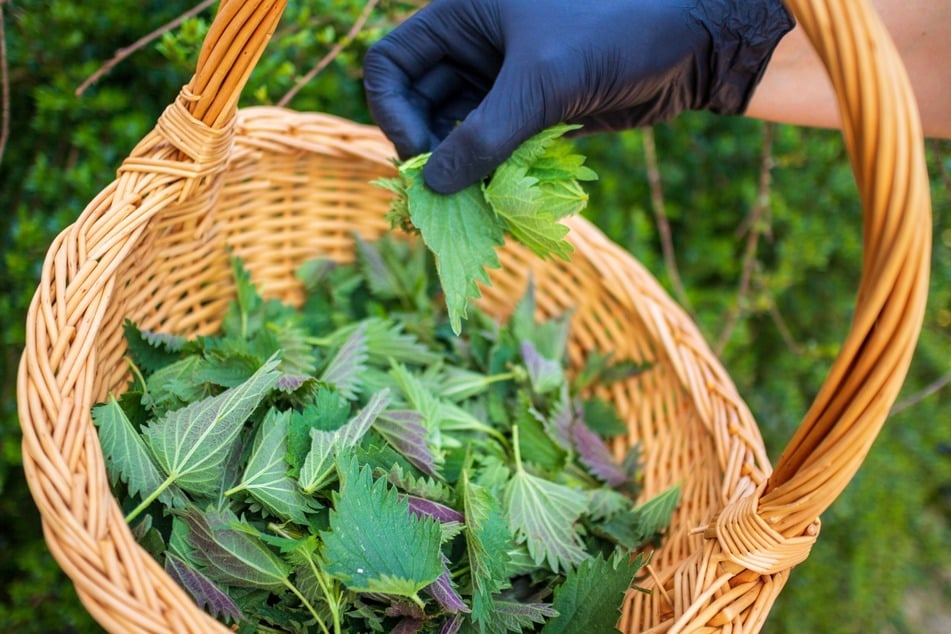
[[422, 70, 548, 195]]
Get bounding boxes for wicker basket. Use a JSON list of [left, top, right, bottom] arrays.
[[17, 0, 932, 632]]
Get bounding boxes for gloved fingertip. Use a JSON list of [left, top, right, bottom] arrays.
[[421, 156, 471, 195]]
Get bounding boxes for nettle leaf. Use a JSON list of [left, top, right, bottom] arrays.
[[540, 552, 642, 634], [520, 341, 565, 395], [143, 355, 207, 414], [178, 506, 290, 590], [92, 397, 187, 509], [403, 157, 505, 335], [504, 445, 588, 573], [298, 390, 391, 494], [580, 397, 629, 439], [321, 457, 443, 601], [570, 417, 628, 488], [223, 256, 266, 340], [231, 409, 316, 524], [513, 399, 566, 472], [484, 162, 572, 261], [488, 599, 559, 633], [164, 552, 244, 623], [287, 387, 352, 475], [320, 322, 368, 400], [123, 320, 184, 375], [374, 410, 439, 477], [192, 352, 259, 389], [143, 356, 281, 499], [507, 280, 571, 362], [631, 483, 681, 543], [461, 471, 514, 626], [325, 318, 442, 367]]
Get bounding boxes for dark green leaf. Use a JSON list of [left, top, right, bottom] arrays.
[[541, 552, 642, 634], [321, 457, 443, 600]]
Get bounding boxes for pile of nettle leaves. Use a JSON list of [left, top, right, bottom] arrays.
[[92, 127, 680, 633]]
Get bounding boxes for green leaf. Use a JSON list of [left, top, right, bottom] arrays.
[[484, 599, 559, 633], [142, 355, 206, 414], [92, 397, 187, 509], [320, 322, 369, 400], [321, 457, 443, 601], [404, 161, 505, 335], [298, 390, 391, 494], [541, 552, 642, 634], [504, 462, 588, 573], [230, 409, 316, 524], [223, 256, 266, 340], [178, 506, 290, 590], [324, 317, 442, 367], [484, 162, 572, 261], [461, 469, 514, 627], [631, 483, 681, 543], [143, 356, 281, 499], [123, 320, 184, 375]]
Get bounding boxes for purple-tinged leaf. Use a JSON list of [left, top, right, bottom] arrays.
[[492, 599, 559, 631], [275, 374, 311, 393], [374, 410, 438, 476], [321, 322, 368, 400], [384, 601, 427, 620], [391, 618, 425, 634], [533, 390, 576, 452], [405, 496, 464, 524], [425, 564, 470, 614], [439, 615, 464, 634], [177, 506, 290, 590], [164, 552, 243, 623], [520, 341, 564, 394], [571, 419, 628, 488]]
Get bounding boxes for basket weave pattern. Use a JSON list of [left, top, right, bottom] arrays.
[[17, 0, 931, 632]]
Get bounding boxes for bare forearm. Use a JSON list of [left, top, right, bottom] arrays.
[[745, 0, 951, 139]]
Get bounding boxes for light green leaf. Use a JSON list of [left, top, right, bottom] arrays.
[[484, 162, 572, 261], [298, 389, 391, 494], [462, 470, 514, 627], [92, 397, 187, 509], [143, 356, 280, 499], [321, 456, 443, 601], [633, 483, 682, 541], [404, 161, 505, 335], [231, 409, 315, 524], [320, 321, 368, 400], [503, 467, 588, 573]]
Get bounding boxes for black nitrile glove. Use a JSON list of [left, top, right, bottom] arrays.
[[363, 0, 795, 194]]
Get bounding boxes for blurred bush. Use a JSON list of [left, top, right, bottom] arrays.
[[1, 1, 947, 632]]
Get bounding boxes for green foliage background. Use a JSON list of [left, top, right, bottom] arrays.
[[1, 1, 948, 632]]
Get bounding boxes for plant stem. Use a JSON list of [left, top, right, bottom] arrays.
[[125, 474, 175, 523], [283, 578, 331, 634]]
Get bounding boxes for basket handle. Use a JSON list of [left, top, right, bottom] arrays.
[[185, 0, 287, 128], [756, 0, 932, 536]]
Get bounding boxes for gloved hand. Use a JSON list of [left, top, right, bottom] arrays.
[[363, 0, 795, 194]]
